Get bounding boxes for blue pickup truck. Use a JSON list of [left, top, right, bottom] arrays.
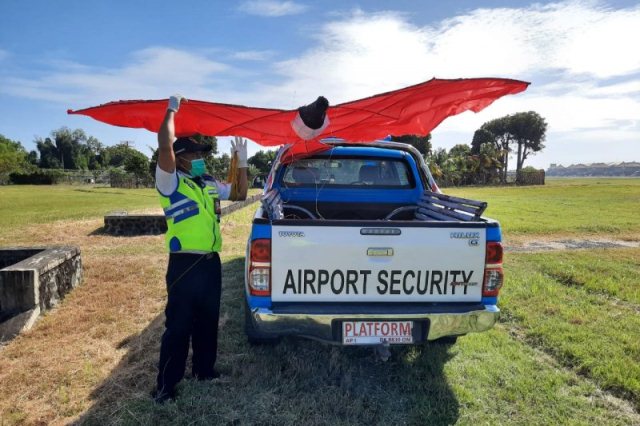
[[244, 140, 503, 347]]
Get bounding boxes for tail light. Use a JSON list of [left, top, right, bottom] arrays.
[[483, 242, 503, 297], [249, 239, 271, 296]]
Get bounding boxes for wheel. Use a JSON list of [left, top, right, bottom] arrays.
[[384, 205, 418, 220], [244, 297, 280, 345], [282, 204, 317, 219]]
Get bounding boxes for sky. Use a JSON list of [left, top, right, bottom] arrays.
[[1, 0, 639, 169]]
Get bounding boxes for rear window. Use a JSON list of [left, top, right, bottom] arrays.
[[281, 157, 414, 188]]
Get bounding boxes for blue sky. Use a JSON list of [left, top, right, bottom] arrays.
[[1, 0, 639, 168]]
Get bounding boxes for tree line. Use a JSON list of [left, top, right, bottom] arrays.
[[393, 110, 547, 185], [1, 128, 152, 180], [0, 128, 276, 185], [1, 110, 546, 186]]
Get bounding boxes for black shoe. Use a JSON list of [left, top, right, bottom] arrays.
[[151, 387, 175, 404], [195, 370, 221, 381]]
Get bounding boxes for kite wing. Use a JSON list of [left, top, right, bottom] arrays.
[[68, 77, 529, 157]]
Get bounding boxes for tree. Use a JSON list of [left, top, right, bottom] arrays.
[[480, 117, 512, 183], [149, 146, 159, 176], [35, 137, 62, 169], [35, 127, 103, 170], [124, 150, 151, 187], [471, 128, 494, 154], [427, 147, 448, 181], [95, 144, 111, 169], [390, 134, 432, 157], [430, 147, 449, 166], [448, 143, 471, 158], [104, 142, 147, 168], [475, 111, 548, 183], [445, 144, 475, 186], [208, 153, 230, 180], [86, 136, 107, 169], [476, 143, 502, 184], [51, 127, 90, 170], [248, 150, 276, 175], [27, 150, 38, 165], [0, 134, 30, 177], [508, 111, 547, 174]]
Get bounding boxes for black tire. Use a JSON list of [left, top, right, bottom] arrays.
[[244, 298, 280, 345]]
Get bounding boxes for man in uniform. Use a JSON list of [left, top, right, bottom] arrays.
[[152, 95, 248, 403]]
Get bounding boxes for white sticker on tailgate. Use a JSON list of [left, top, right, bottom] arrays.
[[272, 225, 486, 302]]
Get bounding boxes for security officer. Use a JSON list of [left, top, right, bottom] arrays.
[[152, 95, 248, 403]]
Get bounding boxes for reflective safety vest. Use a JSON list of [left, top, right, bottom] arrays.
[[159, 174, 222, 253]]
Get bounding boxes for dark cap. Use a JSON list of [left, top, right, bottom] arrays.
[[173, 137, 213, 155], [298, 96, 329, 130]]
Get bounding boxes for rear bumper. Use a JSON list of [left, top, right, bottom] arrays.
[[248, 303, 499, 344]]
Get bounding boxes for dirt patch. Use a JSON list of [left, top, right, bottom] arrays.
[[506, 238, 640, 252]]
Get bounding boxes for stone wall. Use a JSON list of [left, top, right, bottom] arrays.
[[103, 194, 262, 236], [104, 213, 166, 236], [0, 246, 82, 342]]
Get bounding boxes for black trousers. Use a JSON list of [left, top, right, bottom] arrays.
[[157, 252, 222, 394]]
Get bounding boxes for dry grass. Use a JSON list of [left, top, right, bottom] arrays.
[[0, 202, 259, 425], [0, 219, 168, 424]]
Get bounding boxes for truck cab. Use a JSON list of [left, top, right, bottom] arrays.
[[244, 140, 503, 346]]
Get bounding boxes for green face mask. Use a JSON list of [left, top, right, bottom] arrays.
[[190, 158, 207, 177]]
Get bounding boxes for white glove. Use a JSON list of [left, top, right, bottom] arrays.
[[168, 94, 186, 113], [231, 136, 248, 168]]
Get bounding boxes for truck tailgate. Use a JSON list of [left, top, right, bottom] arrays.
[[271, 223, 486, 303]]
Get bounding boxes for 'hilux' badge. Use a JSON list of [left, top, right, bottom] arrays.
[[450, 231, 480, 239]]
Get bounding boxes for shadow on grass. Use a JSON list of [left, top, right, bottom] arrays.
[[88, 227, 107, 236], [76, 258, 459, 425]]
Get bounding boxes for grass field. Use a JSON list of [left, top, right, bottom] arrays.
[[448, 178, 640, 240], [0, 179, 638, 425], [0, 185, 160, 236]]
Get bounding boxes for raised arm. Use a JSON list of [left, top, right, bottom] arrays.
[[231, 136, 249, 201], [157, 95, 185, 173]]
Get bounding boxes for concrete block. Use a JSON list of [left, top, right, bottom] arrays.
[[0, 246, 82, 342], [103, 194, 262, 236]]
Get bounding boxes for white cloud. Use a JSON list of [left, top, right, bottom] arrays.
[[260, 2, 640, 99], [0, 47, 229, 105], [231, 50, 275, 61], [238, 0, 307, 17], [590, 80, 640, 96], [433, 89, 640, 134]]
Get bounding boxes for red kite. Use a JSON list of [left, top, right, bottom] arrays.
[[68, 77, 529, 159]]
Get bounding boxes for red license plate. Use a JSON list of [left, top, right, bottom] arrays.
[[342, 321, 413, 345]]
